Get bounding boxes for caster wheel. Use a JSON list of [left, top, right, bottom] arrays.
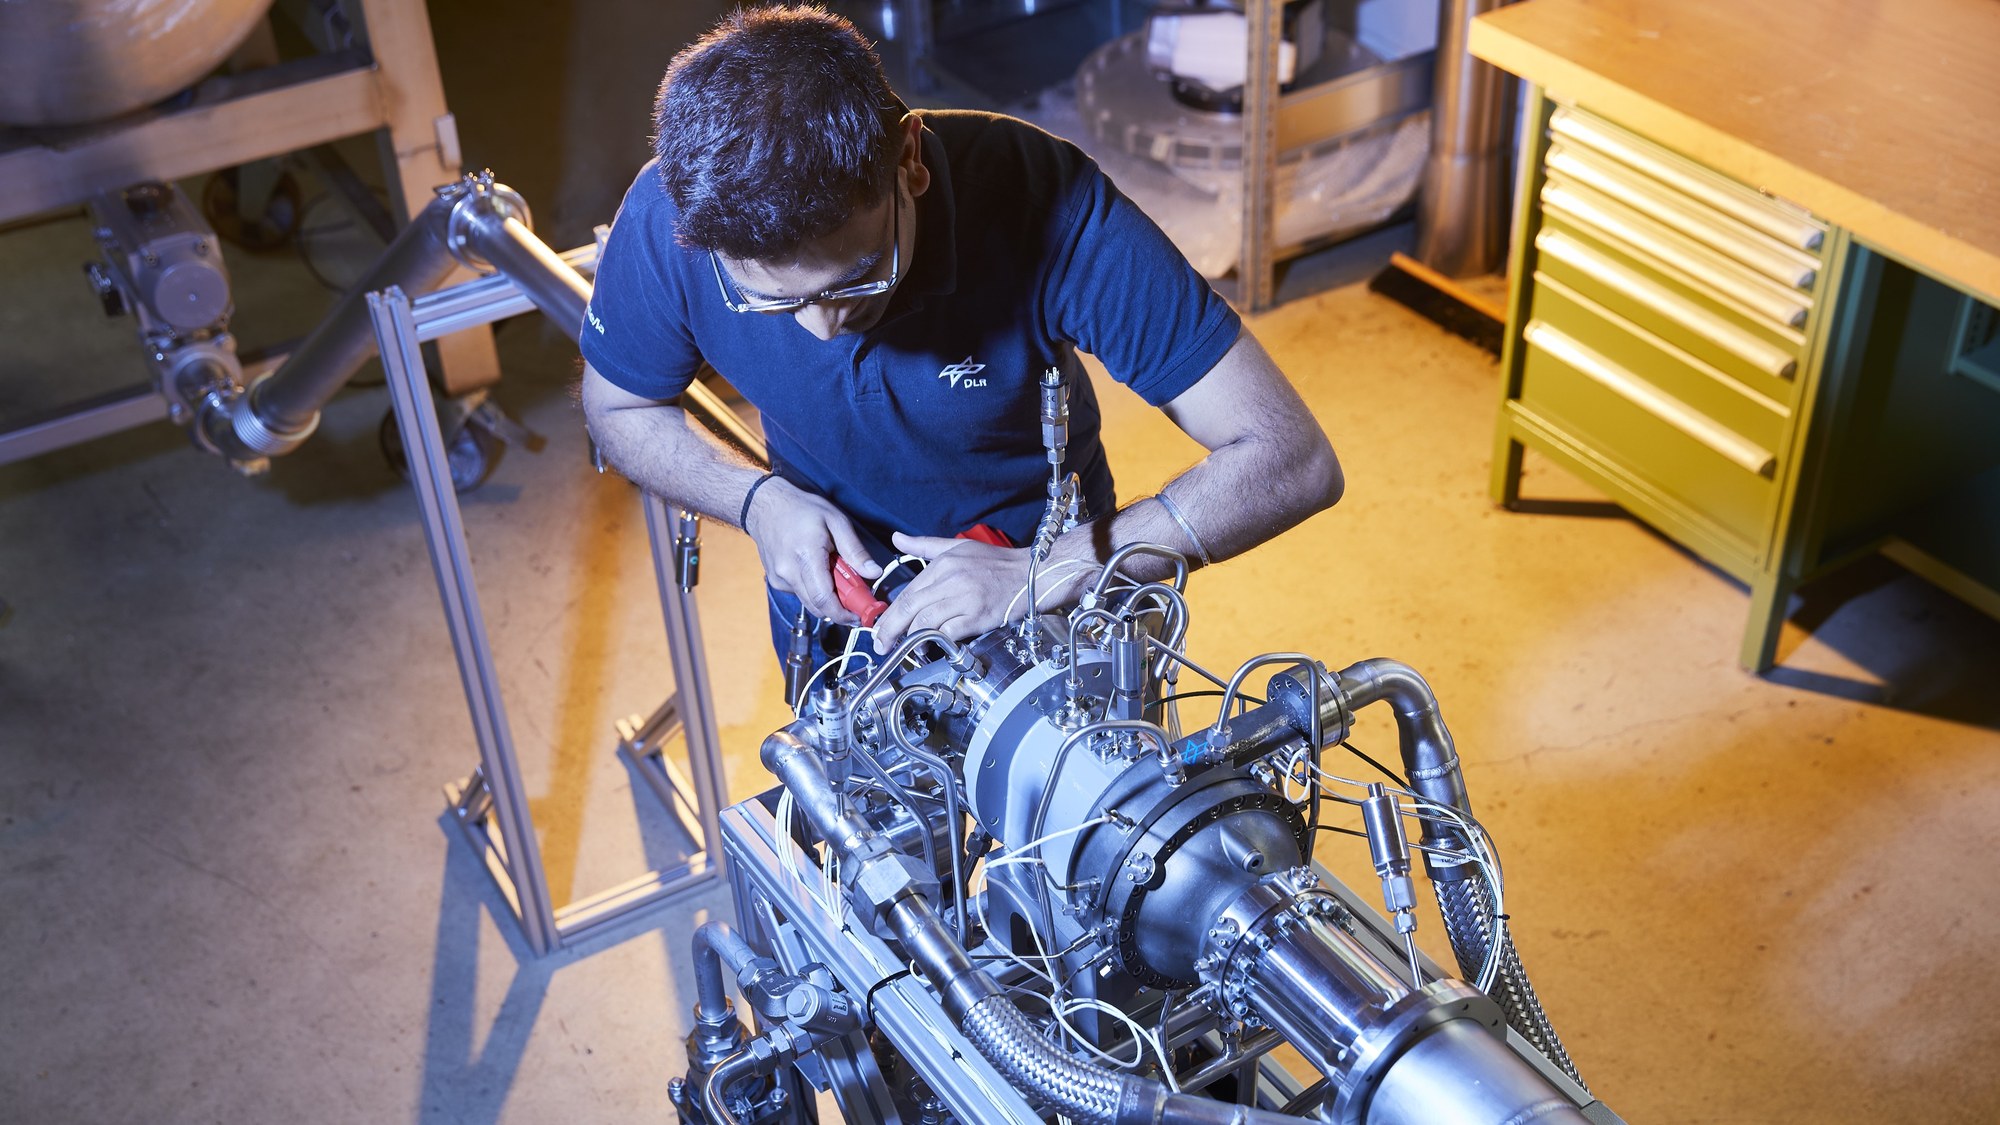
[[379, 408, 503, 493]]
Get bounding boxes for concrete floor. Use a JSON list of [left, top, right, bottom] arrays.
[[6, 4, 2000, 1124]]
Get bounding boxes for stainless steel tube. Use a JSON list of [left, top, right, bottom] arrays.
[[693, 920, 759, 1023], [700, 1047, 759, 1125], [1414, 0, 1517, 277], [1334, 659, 1472, 857], [1366, 1019, 1588, 1125], [760, 726, 875, 851], [239, 190, 458, 440], [458, 211, 592, 334]]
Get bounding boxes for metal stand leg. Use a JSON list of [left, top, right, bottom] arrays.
[[618, 496, 730, 878], [368, 281, 729, 956], [371, 284, 560, 954]]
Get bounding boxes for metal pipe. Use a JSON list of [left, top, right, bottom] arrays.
[[1091, 543, 1189, 597], [765, 722, 1303, 1125], [760, 725, 875, 852], [459, 211, 591, 334], [692, 920, 759, 1023], [201, 187, 460, 460], [889, 685, 970, 940], [1333, 659, 1472, 868], [1414, 0, 1517, 277], [700, 1047, 759, 1125], [838, 629, 972, 758], [1175, 1030, 1282, 1093]]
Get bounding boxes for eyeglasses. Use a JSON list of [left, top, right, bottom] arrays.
[[710, 189, 901, 315]]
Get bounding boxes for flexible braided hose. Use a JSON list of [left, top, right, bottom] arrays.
[[1435, 877, 1587, 1091], [961, 995, 1127, 1124]]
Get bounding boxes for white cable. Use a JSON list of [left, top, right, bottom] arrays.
[[1003, 558, 1096, 625], [982, 815, 1114, 870], [836, 624, 877, 678], [981, 876, 1061, 987], [1057, 997, 1181, 1089], [872, 554, 926, 594], [1300, 754, 1511, 990]]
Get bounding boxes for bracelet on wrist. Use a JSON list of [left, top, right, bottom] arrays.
[[738, 471, 778, 530], [1155, 489, 1213, 567]]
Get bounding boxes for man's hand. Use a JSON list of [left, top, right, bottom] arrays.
[[869, 533, 1030, 652], [745, 478, 881, 625]]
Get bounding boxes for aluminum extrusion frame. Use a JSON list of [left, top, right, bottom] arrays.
[[366, 276, 729, 956]]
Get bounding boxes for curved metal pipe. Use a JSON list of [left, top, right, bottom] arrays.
[[760, 725, 875, 851], [692, 920, 759, 1023], [1092, 543, 1189, 596], [838, 629, 972, 757], [700, 1047, 758, 1125], [1333, 659, 1472, 855], [1332, 659, 1586, 1092], [889, 685, 970, 940], [766, 728, 1303, 1125]]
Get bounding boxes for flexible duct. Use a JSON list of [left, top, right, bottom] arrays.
[[1437, 877, 1586, 1090], [1334, 658, 1586, 1091]]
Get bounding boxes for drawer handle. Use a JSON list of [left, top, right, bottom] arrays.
[[1525, 321, 1778, 478], [1547, 145, 1819, 290], [1551, 108, 1825, 252], [1543, 182, 1811, 330], [1536, 229, 1799, 380]]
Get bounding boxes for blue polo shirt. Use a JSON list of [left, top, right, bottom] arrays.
[[579, 110, 1240, 548]]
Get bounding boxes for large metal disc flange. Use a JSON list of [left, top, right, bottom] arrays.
[[1087, 772, 1307, 989]]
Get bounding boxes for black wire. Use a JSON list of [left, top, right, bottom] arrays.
[[864, 967, 916, 1030], [1145, 689, 1267, 710], [1340, 739, 1411, 788], [1309, 824, 1371, 842]]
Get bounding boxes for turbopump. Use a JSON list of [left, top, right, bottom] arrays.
[[677, 543, 1618, 1125]]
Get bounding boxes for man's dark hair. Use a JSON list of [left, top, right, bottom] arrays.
[[654, 5, 904, 261]]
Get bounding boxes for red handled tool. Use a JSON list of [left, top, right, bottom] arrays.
[[829, 525, 1014, 628], [831, 558, 888, 627]]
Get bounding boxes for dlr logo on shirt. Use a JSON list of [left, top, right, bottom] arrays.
[[938, 357, 988, 389]]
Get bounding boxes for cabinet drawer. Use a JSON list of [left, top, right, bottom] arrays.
[[1544, 142, 1821, 291], [1533, 219, 1804, 406], [1542, 176, 1812, 334], [1549, 107, 1825, 253], [1527, 272, 1790, 454], [1519, 321, 1778, 546]]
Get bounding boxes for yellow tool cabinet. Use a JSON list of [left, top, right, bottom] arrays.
[[1476, 0, 2000, 673]]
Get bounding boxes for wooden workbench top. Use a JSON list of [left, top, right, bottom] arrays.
[[1470, 0, 2000, 305]]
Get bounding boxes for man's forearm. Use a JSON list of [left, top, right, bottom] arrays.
[[585, 395, 765, 527], [1050, 423, 1343, 583]]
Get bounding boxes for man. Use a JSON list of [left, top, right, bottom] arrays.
[[580, 4, 1341, 667]]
